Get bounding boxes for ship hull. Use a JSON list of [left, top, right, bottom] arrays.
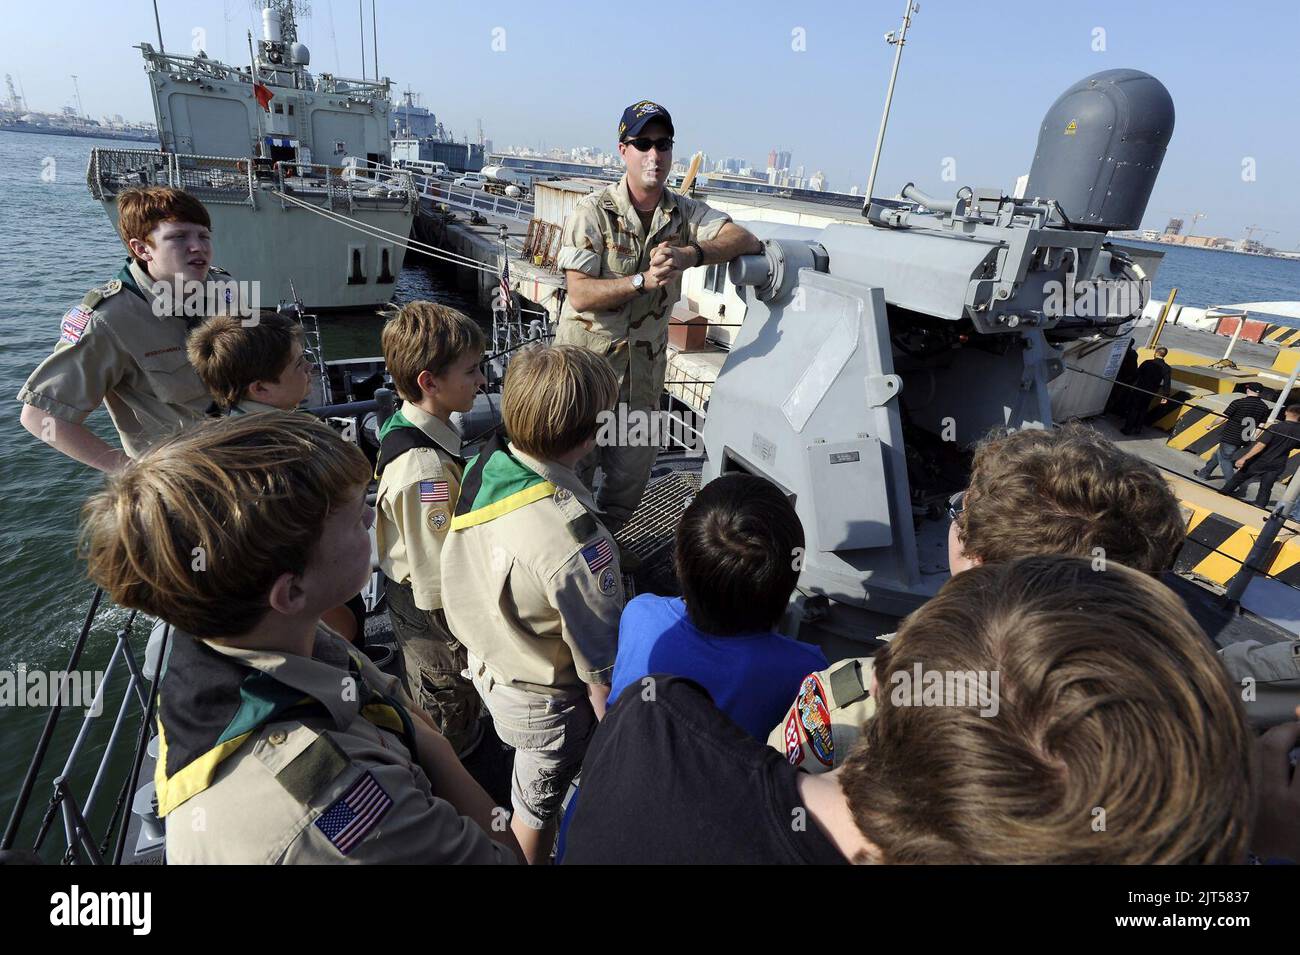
[[98, 196, 414, 311]]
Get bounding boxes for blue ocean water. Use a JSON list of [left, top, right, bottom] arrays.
[[1123, 238, 1300, 322]]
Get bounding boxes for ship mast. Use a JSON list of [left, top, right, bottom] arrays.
[[864, 0, 918, 213]]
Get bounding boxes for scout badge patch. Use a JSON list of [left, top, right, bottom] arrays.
[[60, 305, 93, 345], [795, 674, 835, 767], [314, 771, 393, 855]]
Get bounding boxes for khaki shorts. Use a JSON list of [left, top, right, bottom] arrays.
[[469, 656, 596, 829]]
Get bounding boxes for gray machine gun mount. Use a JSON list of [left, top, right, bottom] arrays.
[[701, 68, 1173, 628]]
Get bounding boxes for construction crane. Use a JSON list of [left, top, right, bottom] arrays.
[[1239, 224, 1278, 253], [1242, 224, 1278, 243], [70, 74, 86, 120], [4, 74, 24, 112], [1157, 210, 1206, 236]]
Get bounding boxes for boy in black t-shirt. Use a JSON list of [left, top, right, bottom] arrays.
[[1220, 404, 1300, 508]]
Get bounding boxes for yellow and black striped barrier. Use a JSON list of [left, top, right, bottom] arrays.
[[1174, 501, 1300, 588], [1262, 325, 1300, 348]]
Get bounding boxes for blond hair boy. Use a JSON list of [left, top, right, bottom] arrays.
[[441, 344, 622, 863]]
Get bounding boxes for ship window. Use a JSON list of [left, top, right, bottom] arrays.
[[274, 103, 284, 114], [705, 263, 727, 294], [348, 244, 367, 285], [287, 104, 295, 116]]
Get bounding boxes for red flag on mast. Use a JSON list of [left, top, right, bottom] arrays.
[[253, 83, 274, 111]]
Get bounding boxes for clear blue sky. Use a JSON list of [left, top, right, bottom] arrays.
[[6, 0, 1299, 246]]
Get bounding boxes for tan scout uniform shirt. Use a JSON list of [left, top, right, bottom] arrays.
[[228, 398, 288, 415], [17, 259, 214, 459], [556, 176, 732, 409], [440, 445, 624, 698], [164, 627, 513, 864], [376, 405, 463, 611]]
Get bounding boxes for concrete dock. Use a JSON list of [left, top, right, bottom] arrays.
[[414, 198, 566, 324]]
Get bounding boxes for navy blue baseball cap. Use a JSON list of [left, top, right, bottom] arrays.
[[619, 101, 674, 141]]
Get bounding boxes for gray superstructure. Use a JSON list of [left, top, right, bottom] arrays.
[[704, 70, 1172, 618], [84, 1, 415, 310]]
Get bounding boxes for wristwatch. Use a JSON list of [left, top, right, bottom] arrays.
[[631, 272, 646, 292]]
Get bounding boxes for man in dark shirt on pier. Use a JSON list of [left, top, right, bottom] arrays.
[[1196, 383, 1270, 482], [1219, 404, 1300, 508], [1120, 346, 1172, 435]]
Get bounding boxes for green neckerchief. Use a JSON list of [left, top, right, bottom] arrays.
[[449, 432, 555, 531]]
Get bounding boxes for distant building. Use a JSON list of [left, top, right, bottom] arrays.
[[1164, 217, 1183, 236]]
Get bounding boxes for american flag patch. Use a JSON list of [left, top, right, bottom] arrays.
[[581, 538, 614, 574], [419, 480, 449, 503], [60, 305, 93, 345], [314, 772, 392, 855]]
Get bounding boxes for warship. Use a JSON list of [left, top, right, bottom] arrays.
[[84, 0, 416, 311], [3, 62, 1298, 864]]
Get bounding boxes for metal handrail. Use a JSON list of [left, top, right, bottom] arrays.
[[273, 160, 415, 214], [1, 590, 162, 865], [87, 148, 258, 207], [420, 178, 535, 221], [367, 157, 535, 221], [138, 45, 390, 100]]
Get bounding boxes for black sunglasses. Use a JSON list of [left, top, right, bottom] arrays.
[[946, 490, 966, 521], [623, 136, 674, 152]]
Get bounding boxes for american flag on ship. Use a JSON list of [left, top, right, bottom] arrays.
[[581, 538, 614, 574], [314, 772, 392, 855], [497, 254, 515, 318], [420, 480, 449, 503]]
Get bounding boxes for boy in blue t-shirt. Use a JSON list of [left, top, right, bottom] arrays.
[[609, 473, 827, 738]]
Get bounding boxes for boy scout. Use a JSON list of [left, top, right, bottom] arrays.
[[186, 313, 314, 415], [375, 302, 487, 755], [188, 311, 365, 643], [18, 187, 233, 472], [556, 101, 762, 531], [441, 345, 623, 863], [80, 413, 519, 864]]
